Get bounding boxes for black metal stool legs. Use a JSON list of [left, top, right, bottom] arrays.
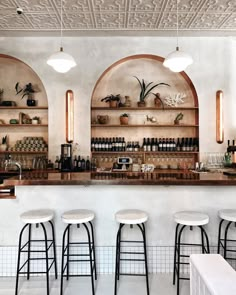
[[15, 221, 57, 295], [114, 223, 149, 295], [49, 220, 58, 279], [89, 221, 97, 280], [15, 223, 29, 295], [173, 224, 210, 295], [60, 222, 96, 295]]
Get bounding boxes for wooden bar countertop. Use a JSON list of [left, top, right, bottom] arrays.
[[3, 170, 236, 186]]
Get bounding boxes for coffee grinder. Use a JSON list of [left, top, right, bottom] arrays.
[[61, 144, 72, 172]]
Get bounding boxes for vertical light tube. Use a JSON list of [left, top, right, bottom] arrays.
[[216, 90, 224, 144], [66, 90, 74, 143]]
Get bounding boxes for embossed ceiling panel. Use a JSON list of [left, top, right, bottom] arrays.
[[0, 0, 235, 36]]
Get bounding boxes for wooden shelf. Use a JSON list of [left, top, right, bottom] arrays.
[[0, 106, 48, 109], [91, 124, 199, 128], [91, 107, 198, 111], [0, 151, 47, 154], [92, 151, 199, 154], [0, 124, 48, 127]]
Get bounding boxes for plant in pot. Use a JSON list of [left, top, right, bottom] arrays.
[[0, 135, 8, 151], [134, 76, 170, 107], [174, 112, 184, 125], [101, 94, 121, 108], [32, 116, 40, 124], [120, 113, 129, 125], [15, 82, 36, 106]]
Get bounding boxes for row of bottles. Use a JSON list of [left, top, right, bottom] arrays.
[[54, 155, 97, 172], [91, 137, 126, 152], [143, 137, 199, 152], [91, 137, 199, 152]]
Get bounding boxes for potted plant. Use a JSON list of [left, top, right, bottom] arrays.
[[120, 113, 129, 125], [32, 116, 40, 124], [174, 112, 184, 125], [134, 76, 170, 107], [0, 135, 7, 151], [15, 82, 36, 106], [101, 94, 121, 108]]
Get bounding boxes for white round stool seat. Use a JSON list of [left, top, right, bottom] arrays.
[[115, 209, 148, 224], [20, 209, 54, 224], [219, 209, 236, 222], [62, 209, 95, 224], [174, 211, 209, 226]]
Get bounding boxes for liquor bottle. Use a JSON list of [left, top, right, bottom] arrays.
[[159, 138, 163, 151], [180, 138, 185, 151], [81, 157, 85, 171], [162, 138, 167, 151], [122, 137, 126, 151], [73, 155, 77, 171], [54, 156, 60, 170], [58, 156, 62, 171], [115, 137, 119, 152], [118, 137, 122, 152], [176, 138, 181, 152], [143, 138, 147, 152], [91, 138, 95, 151], [94, 138, 98, 151], [189, 138, 193, 151], [77, 156, 81, 171], [105, 138, 109, 151], [172, 138, 176, 151], [146, 138, 151, 152], [86, 156, 91, 171], [98, 138, 102, 151]]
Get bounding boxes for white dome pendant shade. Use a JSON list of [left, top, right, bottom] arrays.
[[47, 47, 76, 73], [47, 0, 76, 73], [163, 46, 193, 72], [163, 0, 193, 72]]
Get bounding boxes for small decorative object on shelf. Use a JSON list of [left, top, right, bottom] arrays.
[[32, 116, 40, 124], [120, 113, 129, 125], [15, 82, 37, 106], [9, 119, 19, 124], [134, 76, 170, 107], [0, 135, 8, 151], [174, 112, 184, 125], [101, 94, 121, 108], [146, 115, 157, 123], [164, 92, 186, 107], [152, 93, 164, 108], [123, 96, 131, 107], [97, 115, 109, 124]]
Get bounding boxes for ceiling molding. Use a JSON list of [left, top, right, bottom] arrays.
[[0, 0, 235, 37]]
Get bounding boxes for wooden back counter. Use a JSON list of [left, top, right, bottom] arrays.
[[3, 170, 236, 187]]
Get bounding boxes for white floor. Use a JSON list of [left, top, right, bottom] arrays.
[[0, 274, 190, 295]]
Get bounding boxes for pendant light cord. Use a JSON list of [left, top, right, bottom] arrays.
[[60, 0, 63, 49], [176, 0, 179, 50]]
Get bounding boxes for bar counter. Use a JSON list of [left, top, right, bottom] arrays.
[[3, 170, 236, 186]]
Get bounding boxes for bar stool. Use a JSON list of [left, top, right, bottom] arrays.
[[15, 209, 57, 295], [217, 209, 236, 261], [60, 209, 97, 295], [173, 211, 210, 295], [114, 209, 149, 295]]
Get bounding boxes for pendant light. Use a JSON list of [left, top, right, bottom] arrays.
[[163, 0, 193, 72], [47, 0, 76, 73]]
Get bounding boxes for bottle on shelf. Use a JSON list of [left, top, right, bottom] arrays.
[[54, 156, 60, 170], [86, 156, 91, 171], [143, 138, 147, 152]]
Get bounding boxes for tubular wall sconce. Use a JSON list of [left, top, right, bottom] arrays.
[[66, 90, 74, 143], [216, 90, 224, 144]]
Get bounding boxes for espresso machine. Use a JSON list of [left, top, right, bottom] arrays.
[[61, 144, 73, 172]]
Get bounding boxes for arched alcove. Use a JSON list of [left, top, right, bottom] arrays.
[[90, 54, 199, 169], [0, 54, 48, 167]]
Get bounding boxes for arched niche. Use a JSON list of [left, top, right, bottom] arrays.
[[90, 54, 199, 142], [91, 54, 198, 109], [0, 54, 48, 160]]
